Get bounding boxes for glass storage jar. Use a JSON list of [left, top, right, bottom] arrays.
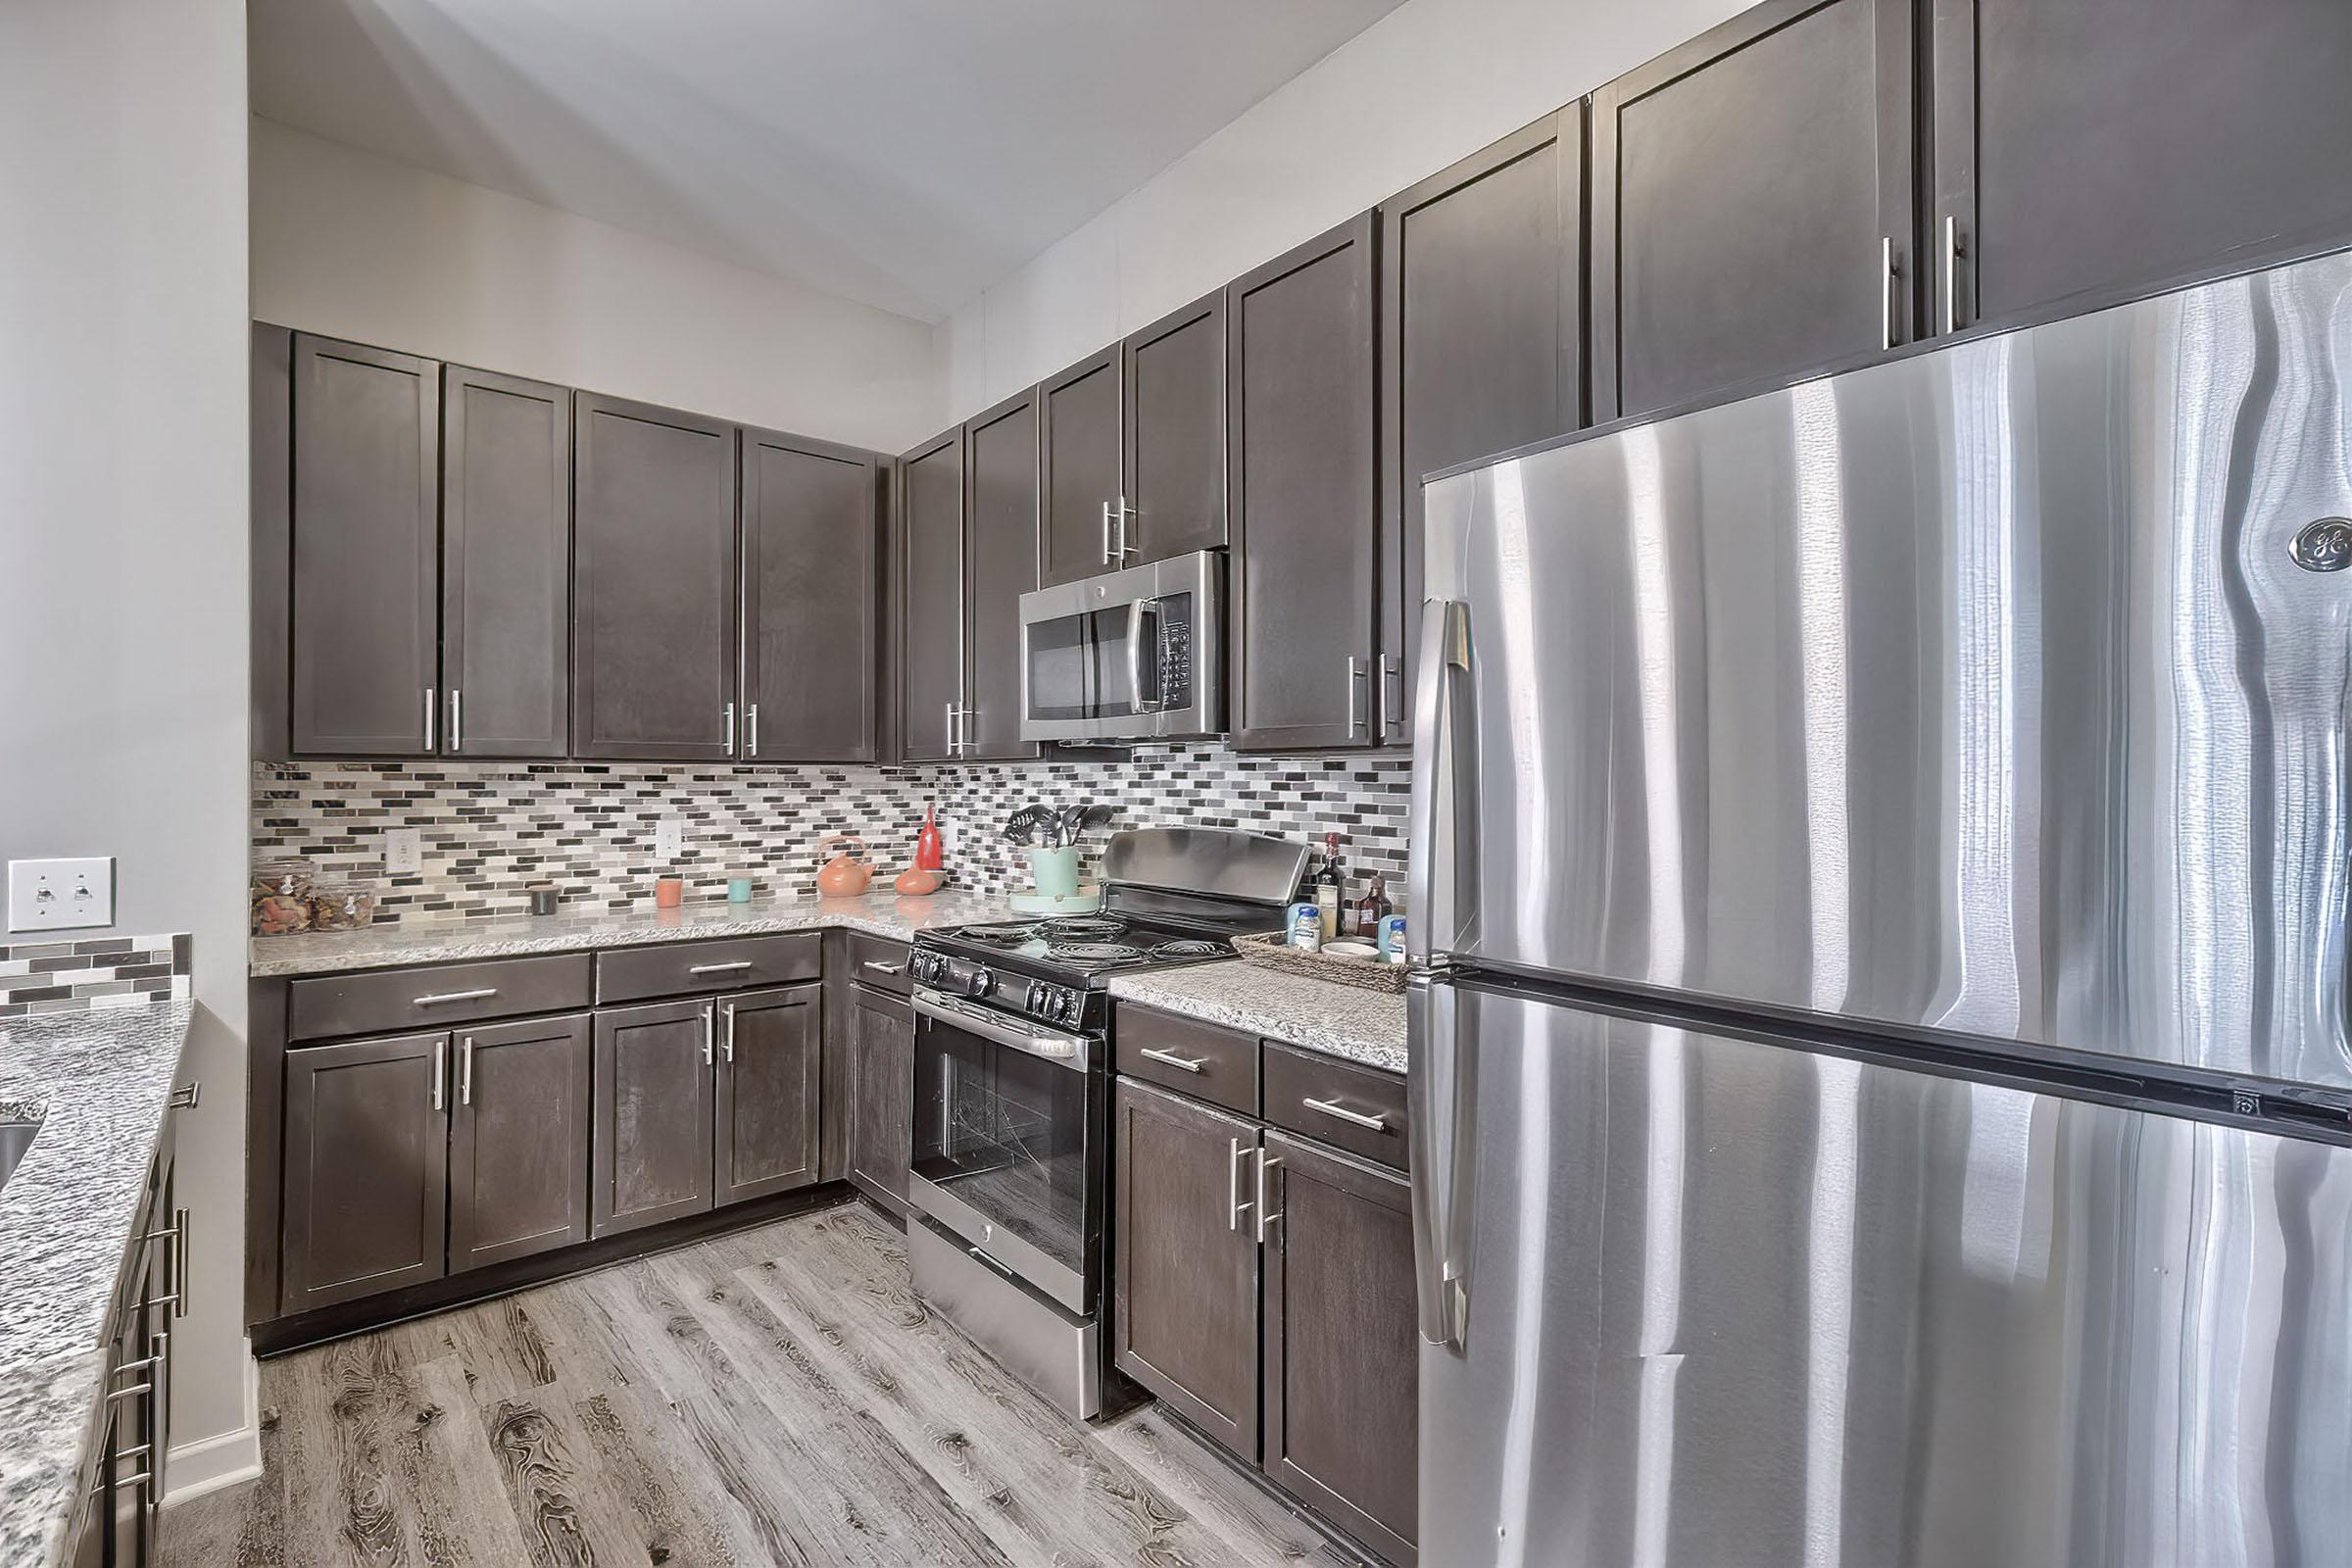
[[250, 858, 315, 936], [309, 880, 377, 932]]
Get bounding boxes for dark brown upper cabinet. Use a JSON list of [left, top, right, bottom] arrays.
[[1930, 0, 2352, 337], [1259, 1131, 1418, 1566], [448, 1012, 591, 1273], [590, 997, 716, 1237], [288, 334, 440, 757], [441, 366, 571, 758], [1380, 109, 1584, 747], [1591, 0, 1915, 421], [1122, 289, 1229, 567], [1226, 212, 1383, 753], [741, 427, 882, 762], [1113, 1078, 1263, 1458], [252, 324, 293, 762], [572, 394, 739, 760], [1038, 346, 1125, 588], [962, 387, 1042, 761], [714, 983, 822, 1204], [280, 1031, 449, 1314], [898, 427, 965, 763]]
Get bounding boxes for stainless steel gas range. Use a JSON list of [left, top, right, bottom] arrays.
[[903, 827, 1306, 1418]]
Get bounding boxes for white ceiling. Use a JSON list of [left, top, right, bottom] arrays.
[[247, 0, 1408, 323]]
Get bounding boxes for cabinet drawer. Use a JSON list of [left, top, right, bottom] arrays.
[[845, 932, 911, 997], [596, 933, 821, 1004], [1115, 1005, 1258, 1116], [288, 955, 591, 1042], [1261, 1042, 1407, 1171]]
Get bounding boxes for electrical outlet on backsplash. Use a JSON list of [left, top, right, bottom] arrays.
[[250, 747, 1410, 927]]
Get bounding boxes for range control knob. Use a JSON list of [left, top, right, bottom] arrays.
[[967, 965, 995, 999]]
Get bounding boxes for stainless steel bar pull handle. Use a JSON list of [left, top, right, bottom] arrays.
[[746, 704, 760, 759], [170, 1080, 200, 1110], [423, 686, 436, 751], [688, 960, 754, 975], [861, 959, 906, 976], [1228, 1137, 1252, 1230], [1880, 236, 1898, 352], [723, 701, 737, 755], [703, 1004, 715, 1066], [171, 1205, 191, 1320], [1346, 656, 1367, 736], [1102, 500, 1114, 564], [1139, 1047, 1206, 1074], [1255, 1152, 1282, 1244], [721, 1003, 736, 1063], [415, 987, 498, 1005], [1302, 1096, 1388, 1131], [449, 687, 463, 752], [460, 1036, 474, 1106], [430, 1040, 446, 1111], [1942, 215, 1966, 336], [1116, 496, 1139, 560]]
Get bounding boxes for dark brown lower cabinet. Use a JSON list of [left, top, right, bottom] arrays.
[[1261, 1132, 1419, 1565], [449, 1012, 591, 1271], [592, 998, 716, 1237], [846, 982, 913, 1212], [716, 983, 822, 1204], [281, 1031, 450, 1313], [1112, 1078, 1262, 1458]]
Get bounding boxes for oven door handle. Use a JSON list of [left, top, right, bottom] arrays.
[[912, 989, 1091, 1069]]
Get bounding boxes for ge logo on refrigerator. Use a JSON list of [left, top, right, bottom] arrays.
[[2289, 516, 2352, 572]]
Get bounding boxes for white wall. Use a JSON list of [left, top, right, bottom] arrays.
[[0, 0, 259, 1497], [944, 0, 1747, 416], [251, 120, 945, 454]]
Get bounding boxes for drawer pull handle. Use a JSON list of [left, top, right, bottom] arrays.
[[688, 960, 754, 975], [1139, 1047, 1207, 1074], [106, 1383, 152, 1404], [414, 987, 498, 1005], [1302, 1096, 1390, 1132], [861, 960, 906, 976], [170, 1080, 200, 1109]]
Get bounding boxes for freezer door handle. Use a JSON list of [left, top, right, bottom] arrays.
[[1407, 973, 1475, 1350], [1406, 599, 1477, 961]]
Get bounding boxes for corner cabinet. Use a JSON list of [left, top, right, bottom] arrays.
[[572, 394, 740, 760], [1226, 213, 1385, 753], [741, 427, 883, 761], [1589, 0, 1916, 421]]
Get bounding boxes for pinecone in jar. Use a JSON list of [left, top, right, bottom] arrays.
[[310, 881, 376, 932], [251, 858, 314, 936]]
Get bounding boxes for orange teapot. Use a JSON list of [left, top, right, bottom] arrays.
[[814, 835, 875, 898]]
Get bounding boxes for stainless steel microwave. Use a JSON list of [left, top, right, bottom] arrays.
[[1017, 550, 1224, 743]]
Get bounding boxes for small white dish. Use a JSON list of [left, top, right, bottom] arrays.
[[1323, 940, 1379, 959]]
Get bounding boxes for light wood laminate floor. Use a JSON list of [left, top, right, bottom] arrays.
[[159, 1203, 1360, 1567]]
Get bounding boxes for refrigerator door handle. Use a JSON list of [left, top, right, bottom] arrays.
[[1407, 973, 1475, 1350], [1406, 599, 1477, 961]]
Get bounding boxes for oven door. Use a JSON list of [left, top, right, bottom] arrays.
[[1018, 550, 1223, 742], [907, 989, 1104, 1314]]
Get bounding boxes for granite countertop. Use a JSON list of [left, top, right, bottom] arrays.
[[249, 890, 1014, 977], [0, 1001, 195, 1568], [1109, 960, 1409, 1073]]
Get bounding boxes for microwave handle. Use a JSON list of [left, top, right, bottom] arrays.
[[1127, 597, 1163, 712]]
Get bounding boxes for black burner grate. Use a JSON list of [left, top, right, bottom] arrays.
[[1046, 941, 1145, 965], [1042, 914, 1129, 942], [1149, 939, 1228, 959]]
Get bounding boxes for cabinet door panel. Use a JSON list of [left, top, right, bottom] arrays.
[[1592, 0, 1914, 420], [591, 998, 715, 1237], [742, 428, 881, 761], [1112, 1078, 1261, 1458], [281, 1031, 448, 1312], [573, 394, 737, 759], [1934, 0, 2352, 333], [450, 1013, 591, 1271], [899, 429, 964, 763], [1039, 348, 1123, 587], [1123, 290, 1227, 565], [1382, 110, 1582, 745], [963, 388, 1041, 760], [1262, 1133, 1418, 1564], [715, 983, 822, 1204], [442, 366, 570, 758], [290, 334, 439, 757], [1227, 214, 1381, 753], [848, 984, 913, 1213]]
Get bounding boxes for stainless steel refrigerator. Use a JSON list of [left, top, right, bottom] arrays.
[[1407, 247, 2352, 1568]]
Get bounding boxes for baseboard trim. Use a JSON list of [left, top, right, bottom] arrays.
[[163, 1352, 262, 1503]]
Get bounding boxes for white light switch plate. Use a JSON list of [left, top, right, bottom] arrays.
[[384, 828, 422, 875], [655, 817, 685, 860], [8, 857, 116, 933]]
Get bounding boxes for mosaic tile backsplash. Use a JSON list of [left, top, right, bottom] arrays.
[[0, 934, 191, 1019], [252, 746, 1412, 926]]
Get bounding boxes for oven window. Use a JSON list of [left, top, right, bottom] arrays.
[[911, 1015, 1095, 1279], [1026, 609, 1137, 722]]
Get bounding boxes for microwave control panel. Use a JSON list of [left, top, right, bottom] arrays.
[[1155, 595, 1194, 709]]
